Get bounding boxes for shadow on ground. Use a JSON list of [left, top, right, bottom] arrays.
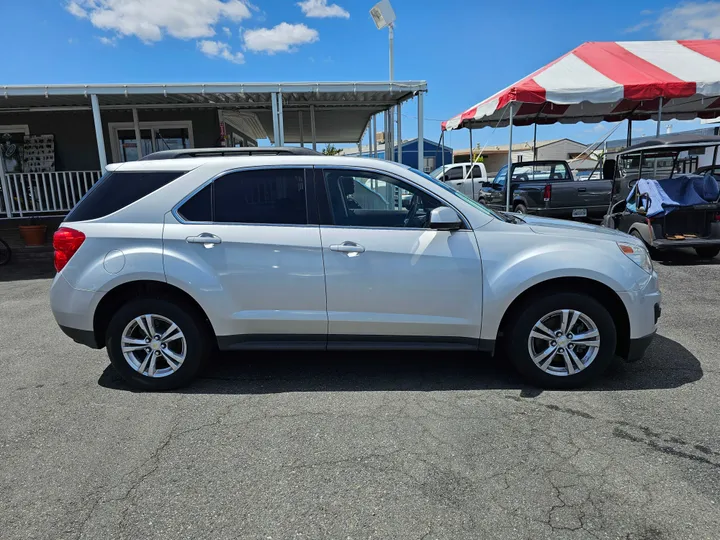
[[98, 334, 702, 395], [653, 248, 720, 266]]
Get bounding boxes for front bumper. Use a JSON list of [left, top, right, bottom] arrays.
[[626, 331, 656, 362]]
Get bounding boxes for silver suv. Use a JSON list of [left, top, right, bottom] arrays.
[[50, 153, 661, 390]]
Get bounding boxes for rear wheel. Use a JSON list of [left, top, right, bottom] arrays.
[[106, 298, 211, 391], [695, 246, 720, 259], [513, 203, 527, 214], [505, 292, 617, 389]]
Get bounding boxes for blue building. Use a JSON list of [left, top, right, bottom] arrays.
[[342, 137, 453, 173]]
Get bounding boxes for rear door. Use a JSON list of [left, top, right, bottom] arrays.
[[163, 167, 327, 347], [315, 167, 483, 346]]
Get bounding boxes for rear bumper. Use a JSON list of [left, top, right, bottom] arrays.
[[626, 331, 656, 362]]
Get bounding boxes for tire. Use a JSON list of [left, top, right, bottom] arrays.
[[106, 297, 211, 391], [630, 229, 658, 259], [695, 246, 720, 259], [513, 203, 527, 214], [505, 292, 617, 389], [0, 238, 10, 266]]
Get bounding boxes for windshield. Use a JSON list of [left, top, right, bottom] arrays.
[[406, 166, 505, 220], [428, 165, 447, 179]]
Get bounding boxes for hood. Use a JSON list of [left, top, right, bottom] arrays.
[[520, 214, 639, 243]]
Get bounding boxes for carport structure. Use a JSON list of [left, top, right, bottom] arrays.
[[441, 39, 720, 210], [0, 81, 426, 219]]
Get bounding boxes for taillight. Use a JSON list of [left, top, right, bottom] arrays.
[[543, 184, 552, 202], [53, 227, 85, 272], [715, 212, 720, 222]]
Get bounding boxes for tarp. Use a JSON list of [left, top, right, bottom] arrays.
[[627, 176, 719, 217], [443, 40, 720, 131]]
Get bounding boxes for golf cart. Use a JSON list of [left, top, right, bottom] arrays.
[[602, 134, 720, 258]]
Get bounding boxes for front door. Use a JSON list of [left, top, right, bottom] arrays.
[[163, 167, 327, 347], [317, 167, 484, 347]]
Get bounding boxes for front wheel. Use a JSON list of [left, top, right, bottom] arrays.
[[106, 298, 211, 391], [505, 293, 617, 389], [695, 246, 720, 259], [513, 203, 527, 214]]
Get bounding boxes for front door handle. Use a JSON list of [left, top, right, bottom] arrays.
[[330, 241, 365, 255], [186, 233, 222, 248], [577, 187, 587, 192]]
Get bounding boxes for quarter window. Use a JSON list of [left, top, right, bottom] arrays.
[[213, 169, 308, 225], [177, 184, 212, 222], [322, 169, 442, 228]]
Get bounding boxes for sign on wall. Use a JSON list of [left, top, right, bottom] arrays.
[[23, 135, 55, 173]]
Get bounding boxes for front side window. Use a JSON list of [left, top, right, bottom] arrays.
[[445, 167, 464, 181], [213, 169, 307, 225], [494, 167, 507, 186], [323, 169, 442, 228]]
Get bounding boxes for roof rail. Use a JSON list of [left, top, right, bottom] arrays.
[[140, 147, 321, 160]]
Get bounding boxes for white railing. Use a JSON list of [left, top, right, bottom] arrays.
[[0, 171, 102, 218]]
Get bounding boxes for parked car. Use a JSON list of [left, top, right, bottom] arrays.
[[603, 135, 720, 258], [50, 154, 660, 391], [429, 162, 489, 200], [477, 160, 613, 220]]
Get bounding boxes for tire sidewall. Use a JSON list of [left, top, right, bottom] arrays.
[[506, 292, 617, 389], [514, 204, 527, 214], [106, 298, 209, 391]]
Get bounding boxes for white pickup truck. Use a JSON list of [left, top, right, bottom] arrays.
[[430, 163, 489, 200]]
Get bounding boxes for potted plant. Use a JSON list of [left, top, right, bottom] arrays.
[[18, 217, 47, 246]]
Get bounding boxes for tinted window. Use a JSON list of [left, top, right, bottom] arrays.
[[512, 163, 570, 181], [177, 184, 212, 222], [445, 167, 464, 181], [66, 171, 186, 222], [323, 169, 442, 228], [213, 169, 308, 224], [494, 167, 507, 186]]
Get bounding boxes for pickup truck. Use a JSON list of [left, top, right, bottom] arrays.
[[429, 162, 489, 200], [477, 160, 612, 220]]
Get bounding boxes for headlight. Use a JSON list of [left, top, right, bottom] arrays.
[[617, 242, 653, 274]]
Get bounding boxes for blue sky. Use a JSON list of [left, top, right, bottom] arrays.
[[5, 0, 720, 149]]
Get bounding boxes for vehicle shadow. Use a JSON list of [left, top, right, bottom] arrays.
[[98, 334, 702, 395]]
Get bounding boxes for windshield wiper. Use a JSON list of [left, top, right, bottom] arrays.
[[502, 212, 525, 224]]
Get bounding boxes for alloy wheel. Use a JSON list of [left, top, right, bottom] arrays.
[[121, 314, 187, 378]]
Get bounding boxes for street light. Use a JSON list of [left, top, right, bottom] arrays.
[[370, 0, 397, 164]]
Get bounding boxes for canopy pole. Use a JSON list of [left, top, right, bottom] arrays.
[[506, 103, 514, 212], [533, 123, 538, 161], [656, 98, 663, 137], [469, 128, 475, 200], [439, 131, 445, 172], [417, 92, 424, 172], [372, 115, 378, 157], [310, 105, 317, 151], [90, 94, 108, 171], [626, 118, 632, 148]]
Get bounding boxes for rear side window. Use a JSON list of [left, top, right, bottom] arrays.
[[177, 184, 212, 222], [66, 171, 186, 222], [213, 169, 308, 225]]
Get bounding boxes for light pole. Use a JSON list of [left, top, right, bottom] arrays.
[[371, 0, 397, 162]]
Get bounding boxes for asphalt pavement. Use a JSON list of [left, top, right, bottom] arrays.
[[1, 253, 719, 539]]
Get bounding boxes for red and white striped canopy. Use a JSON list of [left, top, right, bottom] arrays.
[[442, 40, 720, 131]]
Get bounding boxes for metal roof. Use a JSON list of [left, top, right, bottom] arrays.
[[0, 81, 426, 144], [619, 133, 720, 154]]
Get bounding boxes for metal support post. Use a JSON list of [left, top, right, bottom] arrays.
[[0, 150, 13, 217], [417, 93, 424, 172], [271, 93, 279, 147], [656, 98, 663, 137], [372, 115, 378, 157], [277, 93, 285, 146], [469, 128, 475, 199], [299, 111, 304, 147], [396, 101, 402, 164], [310, 105, 317, 151], [90, 94, 108, 171], [132, 108, 143, 158], [506, 103, 514, 212]]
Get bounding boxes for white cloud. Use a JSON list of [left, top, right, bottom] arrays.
[[98, 36, 118, 46], [66, 1, 87, 18], [243, 22, 319, 54], [197, 39, 245, 63], [222, 26, 231, 36], [297, 0, 349, 18], [66, 0, 252, 43], [626, 2, 720, 39]]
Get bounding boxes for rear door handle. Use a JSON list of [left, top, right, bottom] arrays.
[[577, 187, 587, 192], [330, 241, 365, 254], [186, 233, 222, 248]]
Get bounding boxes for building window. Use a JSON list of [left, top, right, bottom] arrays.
[[109, 121, 194, 162]]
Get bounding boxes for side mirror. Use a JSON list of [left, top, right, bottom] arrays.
[[429, 206, 462, 231], [491, 183, 502, 190], [481, 181, 492, 188]]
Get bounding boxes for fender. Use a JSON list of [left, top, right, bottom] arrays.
[[627, 222, 653, 245], [477, 239, 633, 341]]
